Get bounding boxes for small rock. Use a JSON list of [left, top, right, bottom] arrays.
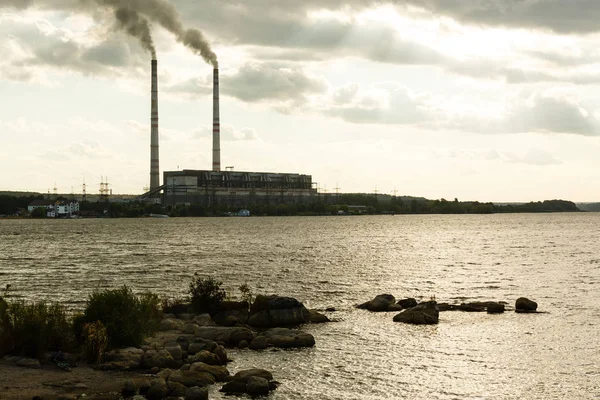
[[246, 376, 270, 395], [357, 294, 396, 312], [187, 342, 206, 355], [121, 379, 137, 397], [168, 380, 187, 397], [16, 358, 41, 369], [397, 298, 418, 309], [515, 297, 538, 312], [146, 378, 169, 400], [184, 323, 198, 334], [249, 336, 268, 350], [56, 395, 77, 400], [185, 386, 208, 400], [237, 340, 248, 348], [308, 309, 330, 323]]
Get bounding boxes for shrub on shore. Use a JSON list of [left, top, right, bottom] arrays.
[[2, 299, 74, 358], [75, 286, 161, 349], [189, 274, 226, 313], [161, 296, 190, 314]]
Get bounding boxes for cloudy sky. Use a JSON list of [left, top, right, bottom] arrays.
[[1, 0, 600, 201]]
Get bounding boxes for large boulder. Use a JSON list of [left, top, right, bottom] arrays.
[[143, 349, 175, 369], [102, 347, 144, 370], [164, 343, 183, 361], [248, 295, 311, 328], [190, 362, 230, 381], [246, 376, 270, 396], [185, 386, 209, 400], [515, 297, 538, 313], [186, 350, 223, 366], [357, 294, 396, 312], [168, 370, 215, 387], [232, 368, 273, 382], [257, 328, 315, 348], [393, 301, 439, 325], [192, 314, 216, 327], [221, 368, 278, 396], [159, 318, 185, 331], [146, 378, 169, 400], [194, 326, 255, 347]]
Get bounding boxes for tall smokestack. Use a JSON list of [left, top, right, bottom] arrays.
[[150, 59, 159, 190], [212, 68, 220, 172]]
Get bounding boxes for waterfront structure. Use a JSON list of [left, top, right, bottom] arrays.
[[28, 200, 80, 217], [163, 169, 317, 206]]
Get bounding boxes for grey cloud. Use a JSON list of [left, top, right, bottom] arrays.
[[1, 18, 148, 80], [325, 84, 431, 125], [504, 94, 597, 135], [172, 0, 446, 65], [223, 63, 328, 103], [401, 0, 600, 34]]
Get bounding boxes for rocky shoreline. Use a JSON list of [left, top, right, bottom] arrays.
[[1, 292, 541, 399]]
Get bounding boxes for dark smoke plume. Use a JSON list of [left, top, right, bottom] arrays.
[[6, 0, 218, 66], [114, 8, 156, 58], [96, 0, 218, 67]]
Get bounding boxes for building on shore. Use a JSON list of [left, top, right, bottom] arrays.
[[163, 169, 318, 207], [28, 200, 80, 218]]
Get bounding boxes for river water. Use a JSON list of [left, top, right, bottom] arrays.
[[1, 214, 599, 399]]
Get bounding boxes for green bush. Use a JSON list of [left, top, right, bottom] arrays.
[[4, 300, 74, 358], [161, 296, 190, 314], [77, 286, 160, 349], [189, 274, 226, 313], [238, 283, 254, 308]]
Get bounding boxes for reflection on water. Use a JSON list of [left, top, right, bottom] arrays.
[[1, 214, 599, 399]]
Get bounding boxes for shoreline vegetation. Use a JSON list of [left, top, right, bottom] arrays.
[[0, 192, 585, 218], [0, 276, 542, 399]]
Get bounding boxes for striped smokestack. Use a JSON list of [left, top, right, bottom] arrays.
[[150, 59, 160, 190], [212, 68, 221, 172]]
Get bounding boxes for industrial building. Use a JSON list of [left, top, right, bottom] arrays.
[[143, 62, 319, 207], [163, 169, 317, 206]]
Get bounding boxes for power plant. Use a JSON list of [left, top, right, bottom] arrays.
[[143, 61, 317, 206]]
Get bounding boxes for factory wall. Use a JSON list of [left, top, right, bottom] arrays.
[[163, 169, 318, 206]]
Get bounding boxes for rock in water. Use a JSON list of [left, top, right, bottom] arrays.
[[246, 376, 270, 395], [248, 295, 311, 327], [393, 301, 439, 324], [397, 298, 418, 309], [357, 294, 396, 312], [515, 297, 538, 313], [185, 386, 209, 400], [487, 302, 505, 314]]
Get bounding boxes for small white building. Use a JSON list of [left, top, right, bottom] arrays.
[[28, 200, 80, 218]]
